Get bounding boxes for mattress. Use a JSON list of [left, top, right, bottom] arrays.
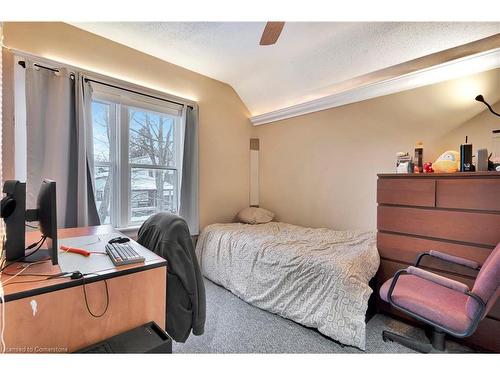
[[195, 221, 380, 349]]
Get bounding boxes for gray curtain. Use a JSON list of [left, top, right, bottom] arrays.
[[25, 64, 99, 228], [179, 106, 199, 235], [75, 74, 100, 227]]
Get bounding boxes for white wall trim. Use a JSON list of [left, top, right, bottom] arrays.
[[250, 48, 500, 126]]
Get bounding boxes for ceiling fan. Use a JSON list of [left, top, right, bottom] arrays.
[[259, 22, 285, 46]]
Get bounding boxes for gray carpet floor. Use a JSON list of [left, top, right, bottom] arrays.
[[173, 278, 471, 353]]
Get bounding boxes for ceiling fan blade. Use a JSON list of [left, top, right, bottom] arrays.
[[259, 22, 285, 46]]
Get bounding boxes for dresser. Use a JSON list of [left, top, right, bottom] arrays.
[[376, 172, 500, 352]]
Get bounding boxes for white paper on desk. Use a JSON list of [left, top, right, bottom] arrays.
[[57, 234, 157, 275]]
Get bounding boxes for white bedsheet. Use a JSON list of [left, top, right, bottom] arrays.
[[195, 222, 380, 349]]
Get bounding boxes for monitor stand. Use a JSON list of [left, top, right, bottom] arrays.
[[23, 248, 51, 263]]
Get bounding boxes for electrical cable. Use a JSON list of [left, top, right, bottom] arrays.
[[0, 269, 65, 278], [1, 274, 68, 286], [82, 237, 102, 246], [1, 260, 48, 285], [0, 236, 47, 273], [1, 278, 55, 286], [18, 238, 50, 264], [1, 270, 79, 287], [81, 273, 109, 318], [28, 236, 45, 248]]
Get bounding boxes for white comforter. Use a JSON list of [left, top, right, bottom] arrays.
[[195, 222, 380, 349]]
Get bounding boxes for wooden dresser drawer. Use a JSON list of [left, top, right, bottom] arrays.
[[377, 178, 435, 207], [377, 206, 500, 246], [436, 179, 500, 211], [377, 232, 492, 269]]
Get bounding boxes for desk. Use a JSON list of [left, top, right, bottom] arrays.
[[0, 225, 167, 353]]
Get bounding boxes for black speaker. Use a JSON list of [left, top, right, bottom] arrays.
[[460, 143, 473, 172]]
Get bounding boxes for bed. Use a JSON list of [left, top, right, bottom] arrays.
[[195, 221, 380, 350]]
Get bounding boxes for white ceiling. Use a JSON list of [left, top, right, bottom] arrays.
[[71, 22, 500, 116]]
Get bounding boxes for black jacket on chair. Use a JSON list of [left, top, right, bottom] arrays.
[[137, 212, 206, 342]]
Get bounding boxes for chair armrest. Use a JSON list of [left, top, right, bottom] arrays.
[[406, 266, 470, 293], [428, 250, 479, 269], [386, 268, 486, 338], [415, 251, 479, 270]]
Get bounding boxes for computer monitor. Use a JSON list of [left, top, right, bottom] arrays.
[[35, 179, 58, 265], [1, 179, 58, 265]]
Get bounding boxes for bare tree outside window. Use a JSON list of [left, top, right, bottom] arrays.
[[129, 109, 178, 222], [92, 99, 179, 226], [92, 101, 112, 224]]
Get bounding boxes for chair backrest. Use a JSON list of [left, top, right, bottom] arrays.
[[466, 242, 500, 319], [137, 212, 194, 257]]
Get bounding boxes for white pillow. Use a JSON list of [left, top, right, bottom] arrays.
[[237, 207, 275, 224]]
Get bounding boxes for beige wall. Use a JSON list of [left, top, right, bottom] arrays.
[[2, 22, 253, 230], [441, 101, 500, 158], [254, 68, 500, 230]]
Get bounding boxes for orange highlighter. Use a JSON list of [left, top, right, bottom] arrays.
[[60, 245, 91, 257]]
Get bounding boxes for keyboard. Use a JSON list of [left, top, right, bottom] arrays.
[[105, 242, 145, 266]]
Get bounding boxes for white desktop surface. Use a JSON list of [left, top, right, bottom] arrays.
[[57, 234, 156, 275]]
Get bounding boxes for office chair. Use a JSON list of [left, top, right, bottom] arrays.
[[379, 242, 500, 353]]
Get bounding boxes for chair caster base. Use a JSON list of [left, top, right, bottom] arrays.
[[382, 330, 448, 353]]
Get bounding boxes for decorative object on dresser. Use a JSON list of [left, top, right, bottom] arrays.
[[432, 150, 461, 173], [492, 130, 500, 171], [414, 142, 424, 173], [477, 148, 489, 172], [460, 136, 474, 172], [376, 172, 500, 352], [396, 152, 413, 174]]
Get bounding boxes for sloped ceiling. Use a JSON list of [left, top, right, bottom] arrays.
[[70, 22, 500, 116]]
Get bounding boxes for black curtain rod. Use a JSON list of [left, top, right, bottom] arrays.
[[84, 78, 193, 109], [18, 60, 64, 74], [18, 60, 193, 109]]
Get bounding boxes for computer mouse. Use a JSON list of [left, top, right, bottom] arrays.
[[108, 236, 130, 244]]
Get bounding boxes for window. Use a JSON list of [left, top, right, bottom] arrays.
[[91, 87, 183, 228]]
